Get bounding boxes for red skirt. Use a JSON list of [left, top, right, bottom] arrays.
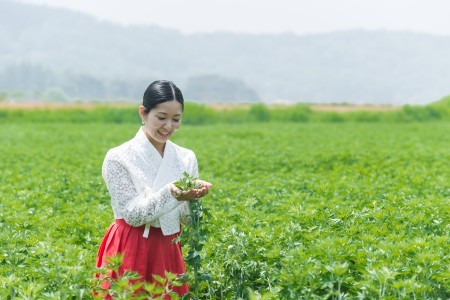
[[96, 219, 188, 297]]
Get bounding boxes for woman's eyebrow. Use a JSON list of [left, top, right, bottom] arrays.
[[156, 112, 182, 116]]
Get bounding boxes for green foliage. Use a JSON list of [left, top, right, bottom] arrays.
[[1, 100, 449, 124], [0, 120, 449, 299], [249, 103, 271, 122], [182, 103, 218, 125], [174, 172, 212, 300], [401, 105, 446, 121], [429, 95, 450, 108], [0, 105, 140, 123], [93, 254, 183, 299], [271, 104, 311, 122], [174, 171, 202, 191]]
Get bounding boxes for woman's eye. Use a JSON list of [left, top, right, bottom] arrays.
[[157, 117, 165, 120], [173, 119, 180, 122]]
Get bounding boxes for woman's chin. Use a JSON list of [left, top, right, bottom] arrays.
[[156, 132, 172, 142]]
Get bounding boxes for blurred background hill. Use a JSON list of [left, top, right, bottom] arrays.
[[1, 0, 450, 105]]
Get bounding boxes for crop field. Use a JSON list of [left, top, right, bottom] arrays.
[[0, 113, 449, 298]]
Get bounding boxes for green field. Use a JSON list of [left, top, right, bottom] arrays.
[[1, 113, 449, 298]]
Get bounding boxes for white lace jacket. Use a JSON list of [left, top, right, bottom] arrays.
[[102, 128, 198, 236]]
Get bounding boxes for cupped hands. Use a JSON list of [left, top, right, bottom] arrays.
[[171, 180, 212, 201]]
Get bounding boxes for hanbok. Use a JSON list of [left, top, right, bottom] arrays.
[[96, 128, 197, 297]]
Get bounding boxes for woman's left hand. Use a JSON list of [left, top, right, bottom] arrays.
[[194, 180, 213, 198], [171, 180, 212, 201], [196, 180, 213, 188]]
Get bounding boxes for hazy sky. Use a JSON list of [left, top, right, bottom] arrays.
[[17, 0, 450, 36]]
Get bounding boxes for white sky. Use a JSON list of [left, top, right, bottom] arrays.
[[16, 0, 450, 36]]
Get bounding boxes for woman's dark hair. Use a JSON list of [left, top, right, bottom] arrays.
[[142, 80, 184, 113]]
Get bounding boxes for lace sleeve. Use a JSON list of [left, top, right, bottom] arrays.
[[103, 159, 181, 227], [192, 154, 199, 178], [179, 202, 191, 225]]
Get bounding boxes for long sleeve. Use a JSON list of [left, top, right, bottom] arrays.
[[103, 159, 181, 227], [192, 155, 199, 178], [179, 202, 191, 225]]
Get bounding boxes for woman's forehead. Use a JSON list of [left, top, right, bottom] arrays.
[[153, 100, 182, 114]]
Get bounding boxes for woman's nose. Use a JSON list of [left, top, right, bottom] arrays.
[[164, 121, 172, 130]]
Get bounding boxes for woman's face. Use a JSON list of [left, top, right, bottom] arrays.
[[140, 100, 182, 146]]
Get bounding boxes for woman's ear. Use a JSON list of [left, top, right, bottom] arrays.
[[138, 105, 145, 119]]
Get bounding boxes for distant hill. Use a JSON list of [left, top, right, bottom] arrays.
[[1, 0, 450, 104]]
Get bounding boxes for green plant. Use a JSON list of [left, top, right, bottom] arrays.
[[93, 254, 183, 299], [174, 172, 212, 300], [1, 120, 449, 299], [174, 172, 202, 192]]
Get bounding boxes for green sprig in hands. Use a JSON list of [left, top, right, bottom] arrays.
[[172, 171, 212, 201], [172, 171, 212, 298]]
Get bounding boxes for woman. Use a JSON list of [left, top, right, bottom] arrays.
[[96, 80, 212, 297]]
